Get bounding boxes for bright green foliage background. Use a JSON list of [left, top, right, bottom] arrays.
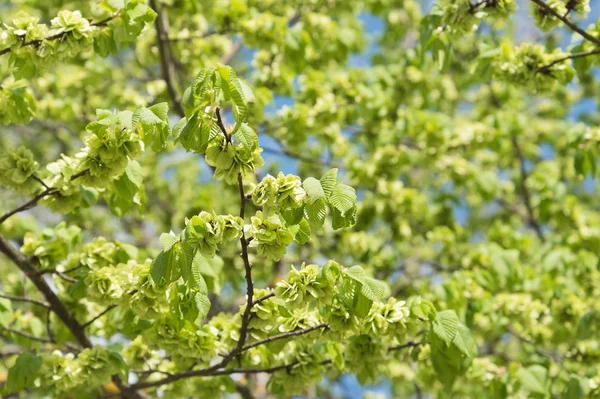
[[1, 0, 600, 398]]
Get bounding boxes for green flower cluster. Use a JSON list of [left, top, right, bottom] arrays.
[[345, 335, 388, 383], [205, 134, 264, 184], [267, 341, 327, 397], [364, 297, 411, 337], [0, 2, 156, 79], [274, 263, 331, 308], [0, 146, 39, 194], [39, 154, 86, 213], [62, 237, 137, 271], [183, 211, 244, 257], [41, 347, 124, 394], [493, 43, 574, 91], [0, 82, 36, 126], [252, 172, 307, 215], [21, 222, 81, 269], [246, 211, 294, 261], [84, 260, 170, 319], [439, 0, 517, 35], [78, 109, 144, 188], [142, 315, 219, 359]]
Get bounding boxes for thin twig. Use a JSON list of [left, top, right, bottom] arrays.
[[253, 292, 275, 306], [215, 107, 232, 144], [149, 0, 186, 117], [388, 341, 421, 352], [538, 48, 600, 72], [82, 305, 117, 328], [1, 326, 54, 344], [37, 263, 84, 276], [241, 324, 328, 352], [0, 169, 89, 225], [0, 293, 50, 309], [32, 175, 50, 190], [529, 0, 600, 46], [510, 135, 545, 242], [233, 172, 254, 356]]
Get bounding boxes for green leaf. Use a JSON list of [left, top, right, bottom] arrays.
[[345, 265, 367, 283], [452, 325, 477, 359], [191, 255, 209, 293], [133, 103, 170, 151], [179, 242, 196, 282], [353, 290, 373, 317], [293, 218, 311, 244], [331, 205, 357, 230], [235, 123, 258, 151], [432, 310, 460, 346], [329, 182, 356, 215], [150, 250, 170, 286], [360, 277, 386, 302], [195, 292, 211, 319], [5, 352, 42, 394], [172, 117, 187, 142], [160, 233, 178, 251], [303, 177, 326, 202], [319, 169, 338, 198], [305, 199, 327, 229]]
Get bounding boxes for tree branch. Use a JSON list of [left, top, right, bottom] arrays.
[[0, 293, 50, 309], [129, 336, 419, 390], [241, 323, 328, 352], [0, 234, 146, 399], [510, 135, 545, 242], [149, 0, 186, 117], [233, 172, 254, 356], [81, 305, 117, 328], [1, 326, 54, 344], [253, 292, 275, 306], [538, 48, 600, 72], [0, 15, 118, 57], [0, 169, 88, 225], [529, 0, 600, 47]]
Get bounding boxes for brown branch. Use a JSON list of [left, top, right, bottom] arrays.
[[0, 188, 57, 225], [233, 172, 254, 355], [130, 336, 419, 390], [0, 15, 118, 57], [149, 0, 186, 117], [253, 292, 275, 306], [81, 305, 117, 328], [215, 107, 232, 144], [510, 135, 545, 242], [0, 293, 50, 309], [32, 175, 50, 190], [529, 0, 600, 47], [538, 48, 600, 72], [1, 326, 54, 344], [0, 234, 146, 399], [241, 323, 328, 352], [0, 169, 88, 225], [388, 341, 421, 352], [235, 382, 256, 399]]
